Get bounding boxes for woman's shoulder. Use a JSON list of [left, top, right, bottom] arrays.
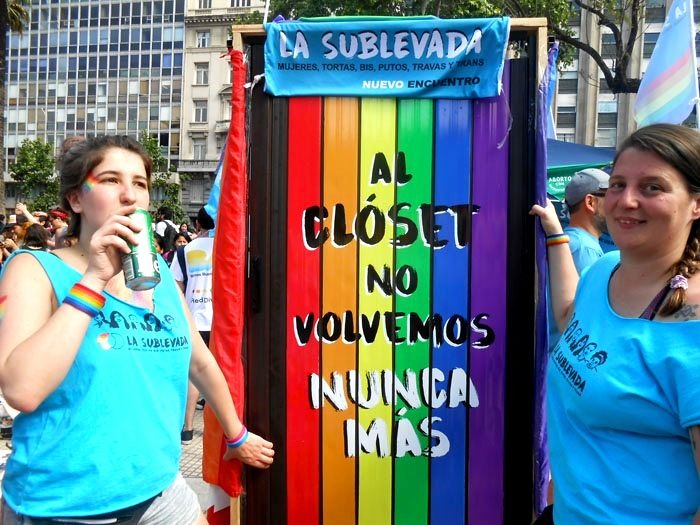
[[0, 250, 54, 291], [2, 248, 76, 283], [579, 250, 620, 282]]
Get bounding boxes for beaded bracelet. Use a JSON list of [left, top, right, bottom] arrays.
[[63, 283, 106, 318], [545, 233, 570, 247], [225, 426, 249, 449]]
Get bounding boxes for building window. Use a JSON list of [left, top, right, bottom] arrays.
[[557, 106, 576, 127], [231, 0, 251, 5], [595, 128, 617, 148], [558, 77, 578, 95], [195, 63, 209, 85], [601, 33, 616, 59], [597, 98, 618, 113], [198, 0, 211, 9], [216, 134, 226, 153], [646, 7, 664, 22], [220, 99, 231, 120], [196, 31, 210, 48], [151, 186, 165, 201], [643, 33, 659, 59], [190, 178, 205, 203], [193, 138, 207, 159], [194, 100, 208, 122], [597, 112, 618, 127]]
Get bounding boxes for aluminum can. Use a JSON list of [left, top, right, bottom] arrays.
[[122, 209, 161, 291]]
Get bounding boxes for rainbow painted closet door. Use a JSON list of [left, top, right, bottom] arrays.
[[285, 94, 508, 525]]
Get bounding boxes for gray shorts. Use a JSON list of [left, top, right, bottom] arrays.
[[2, 472, 202, 525]]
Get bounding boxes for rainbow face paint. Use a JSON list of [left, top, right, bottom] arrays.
[[82, 172, 99, 192], [0, 295, 6, 321]]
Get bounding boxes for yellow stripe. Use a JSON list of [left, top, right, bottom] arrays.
[[358, 97, 396, 525], [636, 58, 695, 122]]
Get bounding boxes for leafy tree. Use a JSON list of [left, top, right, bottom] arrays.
[[271, 0, 410, 18], [138, 131, 188, 223], [9, 138, 59, 212], [232, 10, 265, 24], [270, 0, 644, 93], [509, 0, 643, 93], [0, 0, 30, 211]]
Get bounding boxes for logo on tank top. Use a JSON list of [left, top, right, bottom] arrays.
[[551, 313, 609, 395], [92, 308, 188, 353]]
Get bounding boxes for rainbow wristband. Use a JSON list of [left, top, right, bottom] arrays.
[[546, 233, 570, 247], [63, 282, 106, 318], [225, 426, 249, 449]]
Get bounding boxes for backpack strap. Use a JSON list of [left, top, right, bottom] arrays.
[[612, 263, 671, 321], [639, 284, 671, 320], [176, 246, 187, 290]]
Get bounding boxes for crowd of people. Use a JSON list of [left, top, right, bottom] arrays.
[[0, 203, 198, 270], [0, 135, 273, 524], [0, 204, 71, 263]]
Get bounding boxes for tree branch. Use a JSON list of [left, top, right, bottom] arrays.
[[572, 0, 622, 42], [550, 24, 615, 90]]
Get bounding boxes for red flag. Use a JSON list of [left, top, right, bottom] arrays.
[[205, 484, 233, 525], [202, 48, 248, 506], [206, 507, 230, 525]]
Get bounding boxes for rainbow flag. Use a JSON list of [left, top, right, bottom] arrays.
[[634, 0, 699, 127], [284, 78, 511, 524]]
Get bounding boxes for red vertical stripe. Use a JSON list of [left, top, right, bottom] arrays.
[[203, 49, 247, 495], [286, 97, 322, 525]]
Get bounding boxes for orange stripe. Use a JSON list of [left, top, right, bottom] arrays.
[[322, 97, 359, 525]]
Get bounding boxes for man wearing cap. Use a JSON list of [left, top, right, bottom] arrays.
[[563, 167, 610, 272]]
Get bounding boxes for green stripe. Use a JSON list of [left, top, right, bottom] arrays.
[[394, 99, 433, 525]]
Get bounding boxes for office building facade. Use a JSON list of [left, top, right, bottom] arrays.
[[178, 0, 265, 220], [4, 0, 187, 213], [554, 0, 698, 147]]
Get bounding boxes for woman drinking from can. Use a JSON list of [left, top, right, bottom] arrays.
[[0, 135, 274, 524]]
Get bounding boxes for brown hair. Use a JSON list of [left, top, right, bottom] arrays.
[[13, 219, 32, 243], [59, 135, 152, 237], [22, 223, 49, 250], [614, 124, 700, 316]]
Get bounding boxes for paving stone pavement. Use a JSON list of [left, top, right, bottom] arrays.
[[181, 408, 209, 510], [180, 407, 205, 478]]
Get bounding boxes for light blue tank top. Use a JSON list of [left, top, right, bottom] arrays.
[[548, 251, 700, 525], [0, 250, 191, 517]]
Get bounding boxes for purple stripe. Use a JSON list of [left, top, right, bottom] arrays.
[[468, 65, 510, 525], [533, 57, 552, 517]]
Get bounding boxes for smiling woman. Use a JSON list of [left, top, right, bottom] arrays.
[[0, 136, 274, 525], [531, 124, 700, 525]]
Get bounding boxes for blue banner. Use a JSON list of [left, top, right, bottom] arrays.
[[264, 17, 510, 99]]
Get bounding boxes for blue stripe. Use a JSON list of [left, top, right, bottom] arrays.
[[430, 99, 472, 525]]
